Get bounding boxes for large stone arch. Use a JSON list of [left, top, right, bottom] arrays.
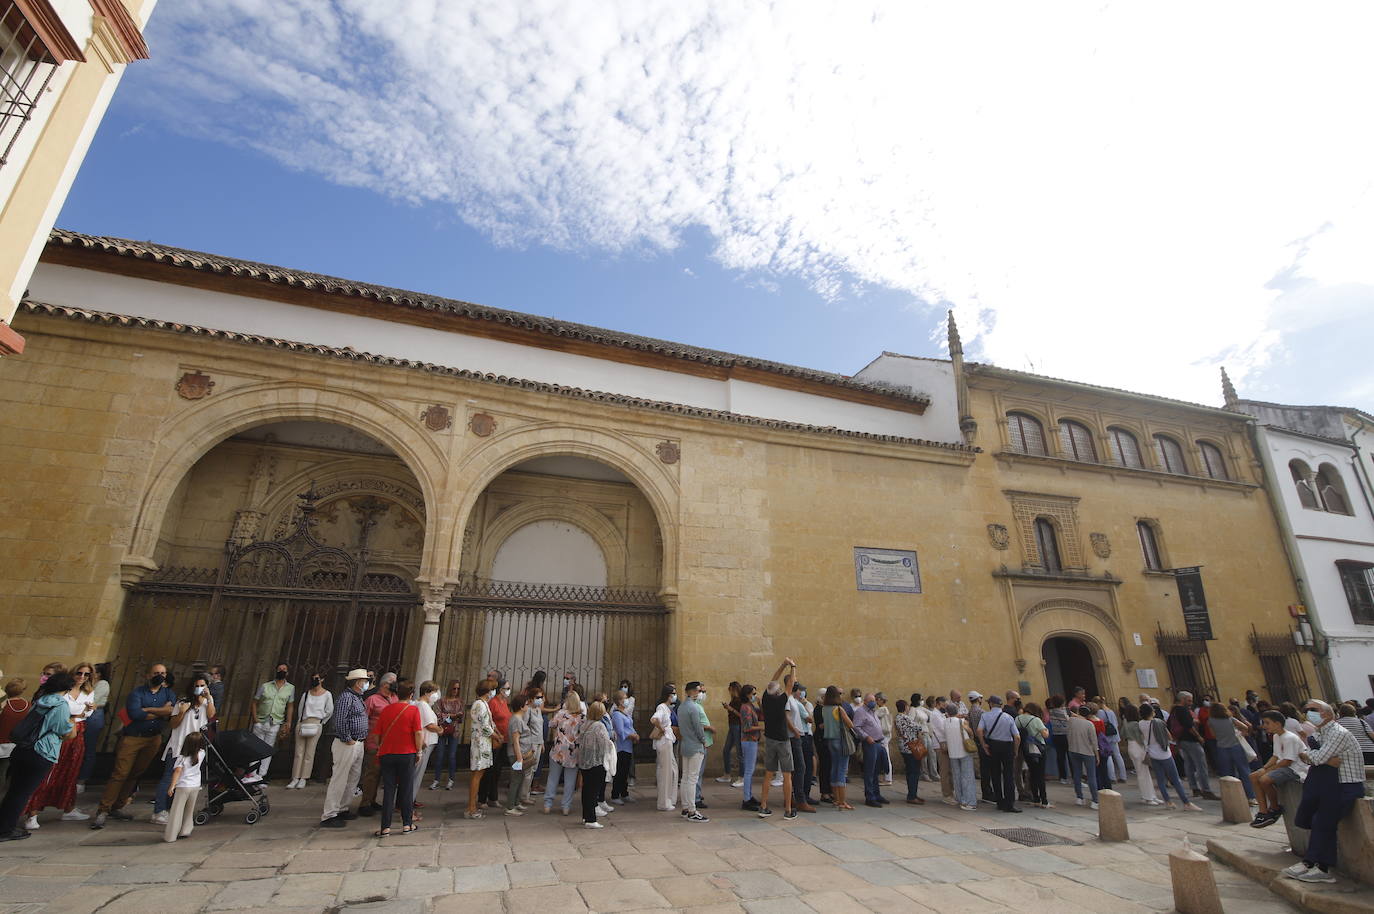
[[474, 498, 628, 585], [450, 425, 680, 594], [1020, 598, 1128, 700], [124, 381, 447, 580]]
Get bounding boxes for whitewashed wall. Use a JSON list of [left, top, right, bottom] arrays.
[[29, 263, 964, 441]]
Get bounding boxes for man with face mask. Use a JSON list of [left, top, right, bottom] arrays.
[[248, 663, 295, 781], [1282, 700, 1366, 884], [90, 663, 177, 829], [851, 692, 887, 808], [358, 673, 397, 815], [320, 669, 371, 828]]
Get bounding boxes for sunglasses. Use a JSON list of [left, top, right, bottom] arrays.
[[74, 671, 90, 677]]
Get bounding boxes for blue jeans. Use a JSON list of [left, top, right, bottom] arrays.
[[1216, 744, 1255, 799], [1068, 752, 1098, 802], [950, 754, 976, 806], [78, 708, 105, 782], [861, 741, 881, 802], [542, 760, 577, 812], [153, 754, 175, 814], [432, 733, 460, 781], [1177, 741, 1210, 792], [722, 723, 742, 777], [902, 750, 921, 801], [740, 740, 759, 802], [1149, 755, 1189, 804]]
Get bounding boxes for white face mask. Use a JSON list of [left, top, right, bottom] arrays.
[[360, 681, 371, 691], [194, 686, 206, 696], [502, 688, 511, 697]]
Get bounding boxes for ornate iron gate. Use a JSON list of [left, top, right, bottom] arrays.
[[111, 487, 417, 733]]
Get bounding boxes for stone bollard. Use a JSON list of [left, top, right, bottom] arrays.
[[1170, 845, 1224, 914], [1218, 776, 1249, 824], [1277, 779, 1309, 855], [1097, 789, 1129, 841]]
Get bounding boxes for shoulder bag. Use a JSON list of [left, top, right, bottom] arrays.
[[838, 708, 857, 756], [961, 720, 978, 754]]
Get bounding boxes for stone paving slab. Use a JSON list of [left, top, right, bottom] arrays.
[[0, 777, 1305, 913]]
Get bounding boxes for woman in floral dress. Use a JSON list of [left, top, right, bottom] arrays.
[[465, 679, 496, 820]]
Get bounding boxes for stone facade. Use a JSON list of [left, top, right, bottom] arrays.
[[0, 238, 1319, 710]]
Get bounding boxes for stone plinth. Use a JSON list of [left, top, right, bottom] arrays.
[[1097, 788, 1129, 841], [1218, 776, 1250, 824], [1170, 845, 1223, 914], [1278, 779, 1309, 856], [1338, 797, 1374, 887]]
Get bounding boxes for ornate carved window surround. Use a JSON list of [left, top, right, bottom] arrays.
[[1004, 489, 1087, 574]]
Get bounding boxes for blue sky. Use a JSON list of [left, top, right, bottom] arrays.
[[56, 2, 1374, 410]]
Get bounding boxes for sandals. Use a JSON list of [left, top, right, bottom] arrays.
[[402, 824, 420, 833], [374, 829, 390, 838]]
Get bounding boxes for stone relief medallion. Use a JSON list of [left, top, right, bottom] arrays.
[[656, 441, 680, 464], [468, 412, 497, 437], [175, 371, 215, 400], [987, 523, 1010, 550], [420, 404, 453, 432], [1090, 532, 1111, 559]]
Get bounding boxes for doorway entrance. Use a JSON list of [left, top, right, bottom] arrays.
[[1043, 636, 1099, 699]]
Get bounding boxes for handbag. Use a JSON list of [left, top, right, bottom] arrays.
[[298, 717, 322, 738], [961, 721, 977, 754], [1241, 737, 1257, 762], [838, 708, 857, 756], [907, 738, 928, 761]]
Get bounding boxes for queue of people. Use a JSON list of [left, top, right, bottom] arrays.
[[2, 656, 1370, 885]]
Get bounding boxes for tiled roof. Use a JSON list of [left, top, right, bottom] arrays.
[[45, 229, 930, 409], [20, 301, 974, 454]]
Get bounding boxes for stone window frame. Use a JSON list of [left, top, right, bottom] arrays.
[[1006, 490, 1086, 574]]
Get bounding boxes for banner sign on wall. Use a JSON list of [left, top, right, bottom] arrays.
[[1172, 565, 1214, 640], [854, 547, 922, 594]]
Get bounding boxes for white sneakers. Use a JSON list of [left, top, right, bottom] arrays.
[[505, 808, 523, 816], [597, 802, 614, 815], [284, 778, 307, 789], [716, 776, 732, 783], [1284, 863, 1335, 883], [770, 776, 783, 787], [430, 780, 440, 790], [595, 805, 610, 817], [1075, 798, 1086, 806], [150, 811, 168, 825], [23, 815, 39, 830], [61, 809, 90, 821], [584, 821, 604, 828], [1282, 862, 1311, 877], [1090, 802, 1100, 810], [730, 779, 743, 788]]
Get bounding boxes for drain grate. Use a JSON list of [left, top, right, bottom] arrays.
[[983, 827, 1081, 847]]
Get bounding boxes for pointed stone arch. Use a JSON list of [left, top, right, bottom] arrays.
[[474, 498, 629, 585]]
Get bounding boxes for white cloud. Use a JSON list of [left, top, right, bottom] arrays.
[[136, 1, 1374, 404]]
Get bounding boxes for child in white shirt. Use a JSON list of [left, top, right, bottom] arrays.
[[164, 732, 205, 842]]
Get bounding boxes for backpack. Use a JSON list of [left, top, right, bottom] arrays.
[[8, 704, 47, 749], [1104, 717, 1118, 738]]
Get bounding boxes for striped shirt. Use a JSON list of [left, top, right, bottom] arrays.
[[1309, 720, 1365, 784]]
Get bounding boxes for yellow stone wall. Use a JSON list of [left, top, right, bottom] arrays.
[[0, 308, 1313, 712]]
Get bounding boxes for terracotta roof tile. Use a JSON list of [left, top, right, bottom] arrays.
[[46, 229, 930, 408], [20, 300, 973, 454]]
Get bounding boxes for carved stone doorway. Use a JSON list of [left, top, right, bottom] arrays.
[[1043, 636, 1100, 699]]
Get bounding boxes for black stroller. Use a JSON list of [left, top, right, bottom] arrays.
[[194, 729, 273, 826]]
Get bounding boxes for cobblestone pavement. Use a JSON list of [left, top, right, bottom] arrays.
[[0, 776, 1303, 913]]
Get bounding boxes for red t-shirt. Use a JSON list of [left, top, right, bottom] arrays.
[[0, 697, 31, 742], [373, 702, 420, 756]]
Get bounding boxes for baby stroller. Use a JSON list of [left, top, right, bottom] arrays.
[[194, 729, 273, 826]]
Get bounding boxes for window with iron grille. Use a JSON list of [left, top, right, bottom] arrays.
[[1153, 435, 1187, 474], [1058, 420, 1098, 462], [1108, 427, 1144, 468], [1007, 412, 1047, 455], [1034, 517, 1062, 573], [1137, 521, 1162, 571], [1337, 561, 1374, 625], [0, 3, 68, 171]]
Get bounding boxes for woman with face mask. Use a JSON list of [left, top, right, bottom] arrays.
[[650, 683, 678, 812], [477, 681, 512, 809], [543, 691, 586, 816], [430, 680, 464, 790], [465, 679, 498, 819], [149, 673, 215, 826], [407, 681, 440, 813], [287, 673, 334, 789]]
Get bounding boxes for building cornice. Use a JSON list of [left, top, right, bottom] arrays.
[[86, 0, 149, 61], [42, 230, 932, 416], [15, 0, 85, 62], [18, 300, 976, 457], [968, 363, 1247, 421]]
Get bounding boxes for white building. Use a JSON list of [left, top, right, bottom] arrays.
[[1231, 386, 1374, 701]]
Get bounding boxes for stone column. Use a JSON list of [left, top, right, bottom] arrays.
[[414, 584, 452, 684], [1097, 789, 1129, 841]]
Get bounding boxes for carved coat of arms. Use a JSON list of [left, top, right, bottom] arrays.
[[468, 412, 497, 437], [656, 441, 680, 464], [1090, 532, 1111, 559], [420, 404, 452, 432], [987, 524, 1010, 550], [175, 371, 215, 400]]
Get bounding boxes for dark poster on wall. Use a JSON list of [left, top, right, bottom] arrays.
[[1172, 566, 1214, 640]]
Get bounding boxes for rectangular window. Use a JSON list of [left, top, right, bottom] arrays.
[[1337, 561, 1374, 625], [1137, 522, 1162, 571]]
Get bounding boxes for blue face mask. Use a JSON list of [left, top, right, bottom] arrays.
[[1306, 710, 1325, 726], [866, 701, 877, 710]]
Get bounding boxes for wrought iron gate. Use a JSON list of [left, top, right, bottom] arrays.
[[111, 487, 417, 733], [1250, 626, 1310, 704]]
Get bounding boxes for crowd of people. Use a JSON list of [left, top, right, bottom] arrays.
[[2, 656, 1371, 882]]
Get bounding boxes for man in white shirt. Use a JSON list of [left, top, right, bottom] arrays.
[[1250, 709, 1307, 828], [787, 683, 816, 812]]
